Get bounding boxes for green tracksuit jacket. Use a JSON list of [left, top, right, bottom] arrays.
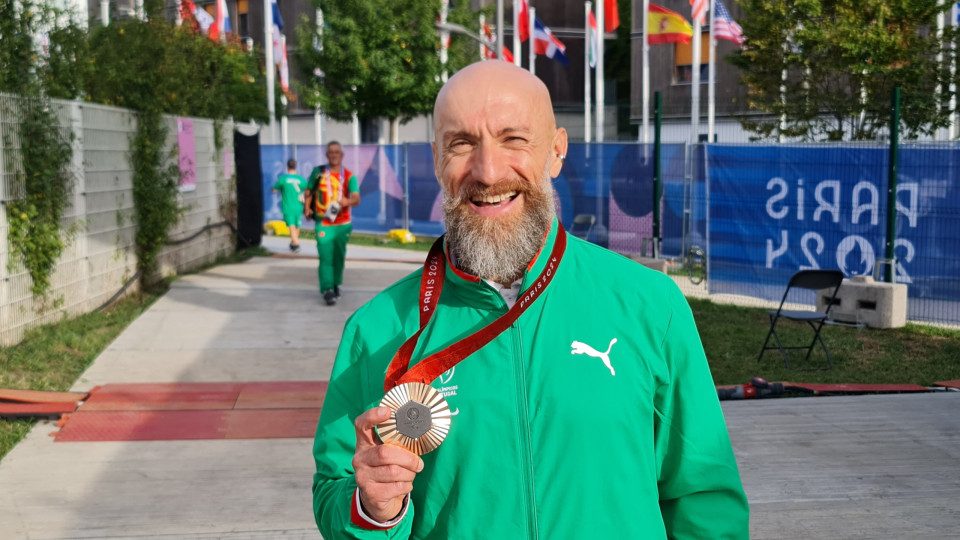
[[313, 218, 749, 539]]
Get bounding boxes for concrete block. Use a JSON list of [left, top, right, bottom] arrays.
[[625, 254, 668, 274], [817, 275, 907, 329]]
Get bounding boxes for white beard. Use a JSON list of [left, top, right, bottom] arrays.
[[443, 169, 556, 285]]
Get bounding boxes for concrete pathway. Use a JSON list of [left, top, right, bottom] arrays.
[[0, 252, 958, 539]]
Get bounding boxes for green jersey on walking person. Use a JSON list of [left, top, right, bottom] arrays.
[[272, 159, 307, 253], [305, 142, 360, 306]]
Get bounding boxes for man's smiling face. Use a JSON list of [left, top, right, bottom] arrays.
[[432, 62, 568, 285]]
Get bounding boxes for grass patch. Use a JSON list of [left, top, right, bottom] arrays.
[[273, 231, 437, 252], [349, 233, 436, 252], [0, 290, 162, 460], [690, 297, 960, 386]]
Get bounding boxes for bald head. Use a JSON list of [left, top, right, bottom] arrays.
[[434, 61, 557, 140]]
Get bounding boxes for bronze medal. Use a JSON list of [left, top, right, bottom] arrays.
[[376, 382, 451, 455]]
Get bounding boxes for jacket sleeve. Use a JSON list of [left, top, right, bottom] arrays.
[[654, 291, 750, 539], [312, 318, 415, 539]]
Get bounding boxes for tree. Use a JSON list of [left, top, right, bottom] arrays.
[[729, 0, 956, 141], [296, 0, 479, 142]]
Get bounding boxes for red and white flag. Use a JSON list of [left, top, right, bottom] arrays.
[[690, 0, 707, 25], [482, 23, 516, 62], [518, 0, 529, 42]]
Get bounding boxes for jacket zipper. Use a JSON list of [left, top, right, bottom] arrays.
[[513, 323, 539, 540]]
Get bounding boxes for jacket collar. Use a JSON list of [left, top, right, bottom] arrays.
[[441, 216, 560, 311]]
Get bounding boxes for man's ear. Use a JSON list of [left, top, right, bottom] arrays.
[[549, 127, 569, 178]]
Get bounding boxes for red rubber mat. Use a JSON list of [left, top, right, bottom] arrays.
[[784, 382, 929, 393], [0, 402, 78, 419], [234, 381, 327, 409], [934, 380, 960, 390], [81, 383, 244, 411], [0, 388, 88, 403], [54, 381, 327, 442], [54, 409, 321, 441]]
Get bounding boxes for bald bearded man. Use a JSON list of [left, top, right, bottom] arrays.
[[312, 62, 749, 539]]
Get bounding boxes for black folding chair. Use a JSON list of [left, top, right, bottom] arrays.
[[757, 269, 844, 370], [569, 214, 596, 241]]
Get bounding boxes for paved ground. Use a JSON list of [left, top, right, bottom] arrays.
[[0, 248, 958, 539]]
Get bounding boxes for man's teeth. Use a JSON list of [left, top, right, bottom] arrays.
[[474, 191, 518, 205]]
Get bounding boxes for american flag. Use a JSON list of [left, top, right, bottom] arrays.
[[713, 0, 745, 47], [690, 0, 707, 25]]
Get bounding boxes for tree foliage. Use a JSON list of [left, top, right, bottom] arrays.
[[730, 0, 956, 140], [296, 0, 480, 128]]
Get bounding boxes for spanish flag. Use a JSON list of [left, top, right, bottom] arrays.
[[648, 3, 693, 45]]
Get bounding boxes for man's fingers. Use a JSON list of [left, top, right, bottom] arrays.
[[354, 406, 391, 448]]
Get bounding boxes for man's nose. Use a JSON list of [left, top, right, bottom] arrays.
[[469, 141, 508, 186]]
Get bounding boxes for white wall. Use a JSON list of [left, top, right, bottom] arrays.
[[0, 97, 234, 345]]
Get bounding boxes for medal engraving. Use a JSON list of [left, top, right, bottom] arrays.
[[395, 401, 432, 438], [376, 382, 452, 455]]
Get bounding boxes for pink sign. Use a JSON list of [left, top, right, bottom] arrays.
[[177, 118, 196, 192]]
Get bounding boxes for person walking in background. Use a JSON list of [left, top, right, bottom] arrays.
[[305, 141, 360, 306], [272, 158, 306, 254]]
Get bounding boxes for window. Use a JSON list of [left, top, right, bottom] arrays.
[[674, 32, 709, 84], [238, 0, 249, 37]]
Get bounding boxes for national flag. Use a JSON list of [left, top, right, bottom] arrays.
[[190, 0, 216, 36], [271, 0, 284, 66], [604, 0, 620, 33], [690, 0, 707, 25], [215, 0, 231, 37], [648, 3, 693, 45], [518, 0, 529, 42], [588, 11, 598, 68], [279, 39, 290, 94], [482, 23, 515, 62], [713, 0, 745, 47], [532, 16, 569, 66]]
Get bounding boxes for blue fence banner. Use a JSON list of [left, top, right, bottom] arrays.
[[708, 144, 960, 322]]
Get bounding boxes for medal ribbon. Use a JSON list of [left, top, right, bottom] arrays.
[[383, 224, 567, 392]]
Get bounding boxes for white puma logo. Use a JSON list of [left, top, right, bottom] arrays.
[[570, 338, 618, 377]]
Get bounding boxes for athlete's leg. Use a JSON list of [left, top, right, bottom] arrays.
[[316, 226, 335, 294], [333, 223, 352, 288]]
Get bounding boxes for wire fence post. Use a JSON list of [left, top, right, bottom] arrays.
[[402, 143, 410, 231], [885, 86, 900, 283], [652, 91, 662, 258]]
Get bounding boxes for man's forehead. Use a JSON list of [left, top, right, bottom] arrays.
[[437, 94, 538, 134], [434, 62, 555, 137]]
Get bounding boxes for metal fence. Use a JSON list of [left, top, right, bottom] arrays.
[[0, 97, 234, 345], [262, 141, 960, 327]]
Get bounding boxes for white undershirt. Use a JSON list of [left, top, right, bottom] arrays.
[[484, 278, 523, 308]]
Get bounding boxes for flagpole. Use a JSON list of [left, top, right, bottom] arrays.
[[951, 3, 958, 139], [314, 8, 324, 145], [585, 2, 592, 143], [641, 0, 650, 143], [496, 0, 505, 60], [440, 0, 450, 82], [528, 7, 536, 75], [596, 0, 605, 142], [513, 0, 521, 66], [264, 0, 276, 144], [707, 0, 716, 142], [690, 21, 701, 143], [937, 10, 945, 139]]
